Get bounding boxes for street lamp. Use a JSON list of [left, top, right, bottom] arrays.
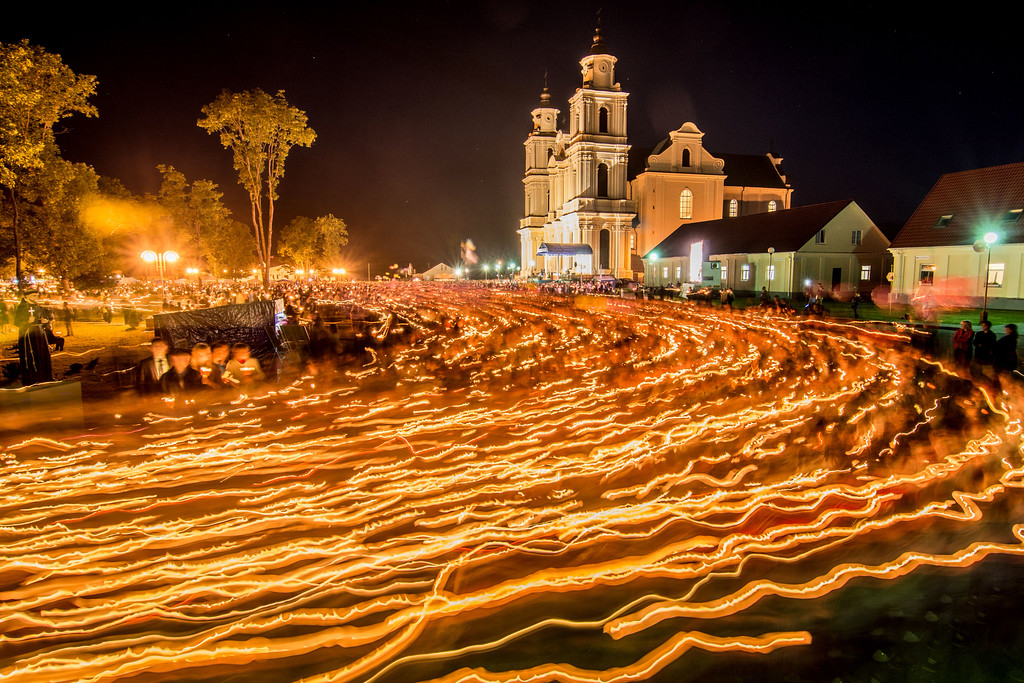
[[979, 231, 999, 323], [141, 250, 179, 282], [767, 247, 775, 296], [185, 267, 201, 284]]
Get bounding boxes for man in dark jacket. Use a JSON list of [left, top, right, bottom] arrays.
[[135, 337, 170, 396], [160, 348, 203, 397], [973, 320, 997, 378]]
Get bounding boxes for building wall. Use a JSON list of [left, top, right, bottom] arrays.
[[632, 172, 725, 257], [722, 186, 792, 216], [890, 244, 1024, 307]]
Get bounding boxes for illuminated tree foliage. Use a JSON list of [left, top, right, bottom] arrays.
[[197, 89, 315, 286], [0, 40, 97, 287], [278, 213, 349, 272], [13, 149, 106, 291], [156, 164, 231, 267]]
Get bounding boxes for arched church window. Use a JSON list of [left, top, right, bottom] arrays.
[[768, 200, 778, 212], [682, 148, 691, 167], [728, 199, 738, 217], [599, 229, 611, 270], [597, 163, 609, 198], [679, 188, 693, 219], [598, 107, 609, 133]]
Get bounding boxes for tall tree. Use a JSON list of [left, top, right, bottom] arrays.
[[316, 213, 349, 266], [278, 216, 318, 272], [278, 213, 349, 272], [15, 149, 103, 292], [202, 218, 255, 277], [197, 89, 315, 286], [156, 164, 230, 267], [0, 40, 97, 288]]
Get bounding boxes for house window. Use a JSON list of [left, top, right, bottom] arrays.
[[598, 106, 609, 133], [860, 265, 871, 281], [629, 232, 635, 250], [662, 266, 669, 278], [597, 163, 609, 197], [728, 199, 738, 217], [682, 148, 691, 167], [851, 230, 862, 245], [741, 264, 751, 281], [989, 263, 1005, 287], [920, 265, 935, 286], [1001, 209, 1023, 225], [815, 229, 826, 244], [679, 189, 693, 219], [768, 200, 778, 212], [675, 266, 682, 280], [933, 214, 953, 229], [721, 264, 728, 281], [766, 265, 775, 281]]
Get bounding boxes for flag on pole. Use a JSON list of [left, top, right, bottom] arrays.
[[461, 239, 479, 264]]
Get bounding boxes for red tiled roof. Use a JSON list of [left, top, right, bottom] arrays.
[[890, 162, 1024, 249], [644, 200, 858, 259]]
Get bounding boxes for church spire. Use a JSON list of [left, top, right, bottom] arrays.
[[590, 9, 607, 54], [539, 69, 552, 107]]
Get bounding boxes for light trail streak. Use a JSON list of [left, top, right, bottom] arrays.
[[1, 287, 1022, 682]]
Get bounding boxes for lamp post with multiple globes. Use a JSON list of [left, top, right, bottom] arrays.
[[141, 250, 179, 282]]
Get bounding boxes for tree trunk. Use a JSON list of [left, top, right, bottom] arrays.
[[8, 185, 23, 292], [265, 180, 274, 289]]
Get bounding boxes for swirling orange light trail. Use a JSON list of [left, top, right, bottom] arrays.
[[1, 286, 1022, 682]]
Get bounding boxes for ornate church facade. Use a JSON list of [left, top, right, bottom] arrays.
[[518, 30, 793, 280]]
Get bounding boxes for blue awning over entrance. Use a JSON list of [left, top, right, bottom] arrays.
[[537, 243, 593, 256]]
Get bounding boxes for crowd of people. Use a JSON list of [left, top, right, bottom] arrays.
[[4, 277, 1023, 396], [134, 338, 266, 399], [952, 319, 1019, 384]]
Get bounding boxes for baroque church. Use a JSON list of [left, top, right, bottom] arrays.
[[518, 28, 793, 280]]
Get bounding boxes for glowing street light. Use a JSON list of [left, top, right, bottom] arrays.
[[141, 250, 179, 282]]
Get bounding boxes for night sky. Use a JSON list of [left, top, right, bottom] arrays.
[[5, 2, 1023, 274]]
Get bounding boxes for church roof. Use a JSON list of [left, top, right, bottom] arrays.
[[890, 162, 1024, 249], [644, 200, 859, 259], [627, 142, 789, 190], [715, 153, 790, 189]]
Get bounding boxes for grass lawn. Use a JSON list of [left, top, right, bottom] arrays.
[[1, 321, 153, 397]]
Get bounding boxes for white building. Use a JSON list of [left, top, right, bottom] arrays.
[[518, 28, 635, 280], [421, 263, 456, 281], [518, 29, 793, 281], [889, 162, 1024, 309]]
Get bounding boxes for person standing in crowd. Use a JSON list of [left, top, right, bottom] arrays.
[[135, 337, 170, 396], [995, 324, 1019, 377], [189, 342, 223, 390], [973, 320, 997, 378], [61, 302, 74, 337], [16, 294, 52, 386], [851, 291, 861, 319], [160, 348, 203, 397], [14, 293, 33, 334], [952, 320, 974, 376], [760, 287, 770, 306], [210, 341, 231, 377], [224, 343, 266, 386]]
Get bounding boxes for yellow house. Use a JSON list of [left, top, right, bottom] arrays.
[[643, 200, 890, 297], [889, 162, 1024, 309]]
